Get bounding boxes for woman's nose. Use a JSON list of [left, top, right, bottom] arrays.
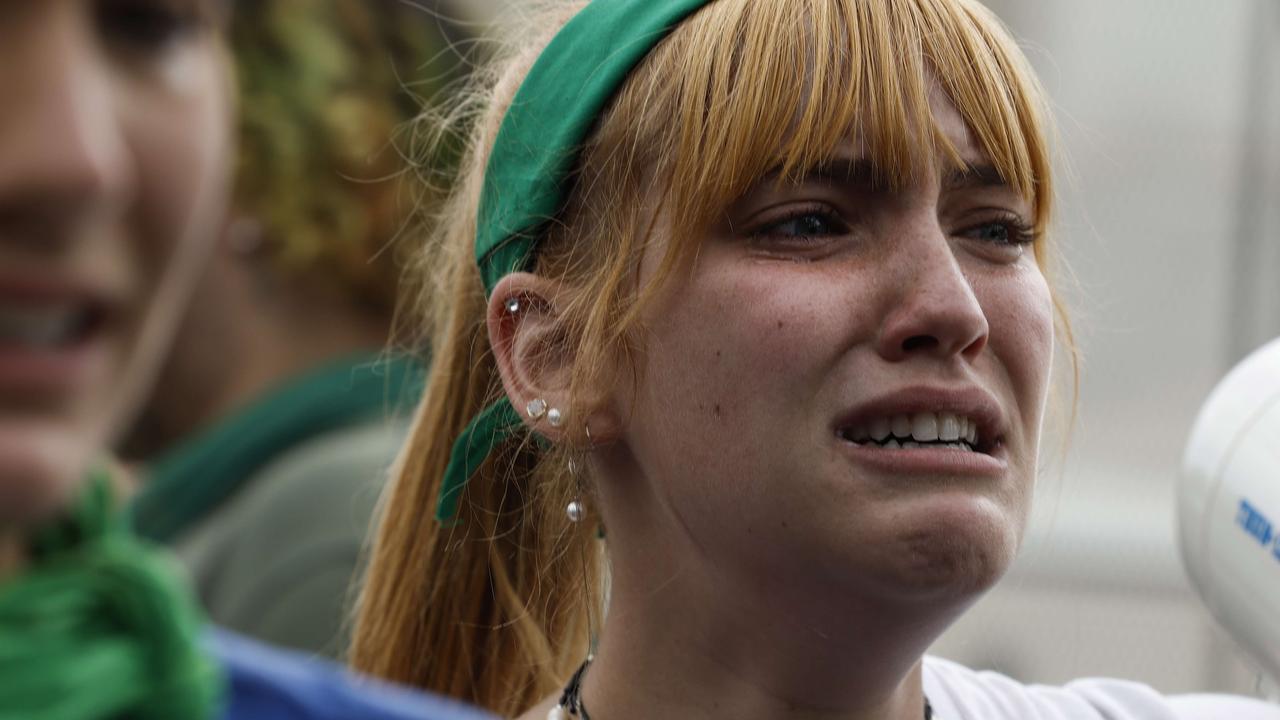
[[0, 6, 133, 245], [874, 228, 990, 363]]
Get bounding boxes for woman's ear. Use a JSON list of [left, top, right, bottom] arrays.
[[488, 273, 578, 442]]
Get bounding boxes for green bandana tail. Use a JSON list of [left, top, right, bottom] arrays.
[[438, 0, 714, 523], [0, 472, 224, 720], [436, 399, 524, 524]]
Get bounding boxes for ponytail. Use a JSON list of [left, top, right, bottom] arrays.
[[350, 9, 604, 715]]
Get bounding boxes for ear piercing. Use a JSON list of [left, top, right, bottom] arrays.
[[505, 297, 521, 313], [529, 398, 589, 523], [526, 398, 548, 420], [527, 398, 566, 427]]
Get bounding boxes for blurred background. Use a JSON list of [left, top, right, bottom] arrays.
[[474, 0, 1280, 696], [929, 0, 1280, 695]]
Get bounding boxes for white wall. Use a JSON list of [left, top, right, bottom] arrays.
[[931, 0, 1280, 696]]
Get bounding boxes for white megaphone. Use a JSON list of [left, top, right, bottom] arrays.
[[1179, 336, 1280, 692]]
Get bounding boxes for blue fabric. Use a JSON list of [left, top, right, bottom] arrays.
[[207, 629, 494, 720]]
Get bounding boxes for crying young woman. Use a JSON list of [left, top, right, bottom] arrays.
[[351, 1, 1280, 720]]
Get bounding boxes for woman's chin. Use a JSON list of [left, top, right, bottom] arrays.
[[865, 493, 1024, 603], [0, 421, 91, 529]]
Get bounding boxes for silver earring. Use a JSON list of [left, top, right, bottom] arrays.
[[505, 297, 521, 314], [547, 407, 564, 428], [526, 398, 548, 420], [566, 457, 585, 523]]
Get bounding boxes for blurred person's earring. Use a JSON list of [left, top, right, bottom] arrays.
[[505, 297, 521, 314]]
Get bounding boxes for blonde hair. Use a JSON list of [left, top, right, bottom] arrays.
[[352, 0, 1071, 716]]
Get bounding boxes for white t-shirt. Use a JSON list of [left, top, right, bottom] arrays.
[[923, 656, 1280, 720]]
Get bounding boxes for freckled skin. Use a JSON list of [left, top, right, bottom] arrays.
[[501, 85, 1056, 720], [607, 87, 1053, 610]]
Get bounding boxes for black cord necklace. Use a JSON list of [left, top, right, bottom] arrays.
[[550, 658, 934, 719]]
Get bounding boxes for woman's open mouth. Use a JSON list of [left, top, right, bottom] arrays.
[[831, 387, 1011, 476], [837, 411, 995, 454]]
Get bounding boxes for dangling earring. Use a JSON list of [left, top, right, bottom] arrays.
[[565, 419, 599, 522], [565, 456, 586, 523]]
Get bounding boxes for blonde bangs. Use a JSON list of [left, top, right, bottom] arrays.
[[628, 0, 1054, 255]]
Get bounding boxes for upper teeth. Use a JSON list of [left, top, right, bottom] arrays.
[[0, 305, 81, 347], [846, 412, 979, 446]]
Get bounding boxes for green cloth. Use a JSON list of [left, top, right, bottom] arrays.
[[439, 0, 713, 523], [435, 400, 524, 523], [130, 353, 423, 544], [475, 0, 712, 294], [0, 473, 223, 720]]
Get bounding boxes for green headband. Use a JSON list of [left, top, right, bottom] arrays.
[[435, 0, 714, 522]]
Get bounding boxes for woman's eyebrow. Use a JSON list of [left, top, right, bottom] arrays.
[[944, 163, 1010, 190], [758, 160, 1012, 193], [761, 158, 884, 191]]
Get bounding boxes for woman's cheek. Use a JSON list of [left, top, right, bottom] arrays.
[[978, 264, 1055, 436]]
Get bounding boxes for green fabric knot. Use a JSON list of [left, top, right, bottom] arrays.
[[0, 473, 223, 720]]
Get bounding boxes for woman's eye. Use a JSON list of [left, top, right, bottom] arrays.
[[97, 0, 200, 54], [754, 209, 849, 242], [959, 216, 1037, 247]]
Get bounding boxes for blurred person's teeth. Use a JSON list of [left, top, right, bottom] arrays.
[[0, 306, 79, 347]]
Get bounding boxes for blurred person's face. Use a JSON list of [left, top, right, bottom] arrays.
[[0, 0, 231, 528]]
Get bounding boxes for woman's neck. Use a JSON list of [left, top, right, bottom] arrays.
[[579, 564, 944, 720]]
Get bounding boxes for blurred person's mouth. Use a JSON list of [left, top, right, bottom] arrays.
[[0, 303, 97, 348], [0, 280, 113, 402]]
